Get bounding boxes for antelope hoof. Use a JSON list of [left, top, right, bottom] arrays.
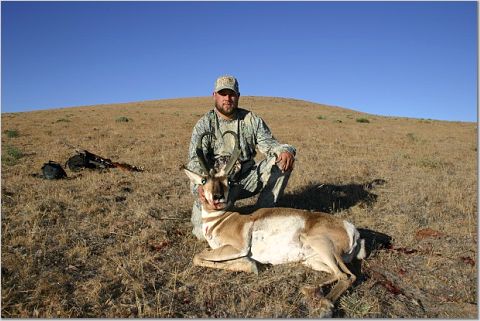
[[301, 286, 333, 318], [317, 298, 334, 318]]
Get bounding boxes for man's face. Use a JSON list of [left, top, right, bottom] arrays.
[[213, 89, 240, 119]]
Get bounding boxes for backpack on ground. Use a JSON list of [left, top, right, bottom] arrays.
[[41, 161, 68, 179]]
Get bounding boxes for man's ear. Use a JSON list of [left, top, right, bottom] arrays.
[[184, 168, 206, 185]]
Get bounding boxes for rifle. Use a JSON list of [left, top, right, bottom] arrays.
[[63, 142, 144, 172]]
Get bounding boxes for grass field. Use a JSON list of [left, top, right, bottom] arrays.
[[1, 96, 477, 317]]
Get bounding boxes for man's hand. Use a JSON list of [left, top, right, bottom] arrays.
[[276, 151, 295, 173]]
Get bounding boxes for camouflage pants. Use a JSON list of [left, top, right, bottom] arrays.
[[190, 156, 292, 240]]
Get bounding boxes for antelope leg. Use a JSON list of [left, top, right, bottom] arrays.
[[193, 254, 258, 274], [325, 279, 354, 303], [196, 245, 248, 261]]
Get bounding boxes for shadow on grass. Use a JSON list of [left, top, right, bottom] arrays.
[[277, 179, 387, 213]]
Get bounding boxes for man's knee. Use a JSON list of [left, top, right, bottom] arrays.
[[256, 163, 292, 207]]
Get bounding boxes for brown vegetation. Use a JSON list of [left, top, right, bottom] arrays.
[[1, 96, 477, 317]]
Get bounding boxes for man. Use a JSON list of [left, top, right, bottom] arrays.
[[187, 75, 296, 240]]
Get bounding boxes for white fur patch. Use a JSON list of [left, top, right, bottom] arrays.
[[201, 208, 226, 248], [342, 220, 362, 262], [357, 239, 366, 260], [250, 215, 308, 265], [343, 220, 357, 250]]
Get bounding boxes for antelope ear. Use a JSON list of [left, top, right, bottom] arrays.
[[184, 168, 206, 185]]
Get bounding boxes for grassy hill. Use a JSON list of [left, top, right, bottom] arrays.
[[1, 96, 477, 317]]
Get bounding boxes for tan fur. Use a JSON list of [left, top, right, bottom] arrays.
[[184, 167, 366, 316]]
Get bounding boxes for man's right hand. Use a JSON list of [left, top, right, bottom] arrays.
[[276, 151, 295, 173]]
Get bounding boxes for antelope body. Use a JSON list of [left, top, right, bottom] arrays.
[[185, 131, 366, 317]]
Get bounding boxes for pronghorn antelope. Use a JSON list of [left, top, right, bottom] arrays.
[[184, 131, 366, 317]]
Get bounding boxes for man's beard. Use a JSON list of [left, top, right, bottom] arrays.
[[215, 102, 237, 118]]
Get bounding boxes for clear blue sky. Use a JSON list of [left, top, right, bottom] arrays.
[[2, 1, 477, 121]]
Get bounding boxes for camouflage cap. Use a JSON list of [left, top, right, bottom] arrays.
[[214, 75, 239, 94]]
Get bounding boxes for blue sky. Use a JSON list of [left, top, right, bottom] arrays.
[[2, 1, 477, 121]]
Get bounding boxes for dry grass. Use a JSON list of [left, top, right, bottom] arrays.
[[1, 96, 477, 317]]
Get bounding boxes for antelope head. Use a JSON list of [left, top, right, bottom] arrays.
[[184, 130, 241, 211]]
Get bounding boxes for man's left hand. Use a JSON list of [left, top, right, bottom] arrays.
[[276, 151, 295, 173]]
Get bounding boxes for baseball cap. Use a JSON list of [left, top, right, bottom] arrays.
[[214, 75, 239, 94]]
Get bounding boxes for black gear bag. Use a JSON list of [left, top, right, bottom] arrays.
[[41, 161, 68, 179]]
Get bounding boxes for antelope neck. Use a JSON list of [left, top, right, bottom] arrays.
[[201, 207, 227, 222]]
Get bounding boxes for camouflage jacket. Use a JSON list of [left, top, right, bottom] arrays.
[[187, 108, 296, 179]]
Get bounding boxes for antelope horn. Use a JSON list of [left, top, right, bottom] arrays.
[[196, 132, 214, 175], [222, 130, 241, 176]]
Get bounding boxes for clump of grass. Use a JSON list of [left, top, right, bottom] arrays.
[[55, 118, 71, 123], [356, 118, 370, 123], [116, 116, 131, 123], [316, 115, 326, 120], [417, 158, 452, 170], [4, 129, 19, 138], [406, 133, 418, 142], [2, 145, 24, 165], [340, 292, 381, 318]]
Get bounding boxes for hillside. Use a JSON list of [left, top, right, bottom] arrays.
[[1, 96, 477, 317]]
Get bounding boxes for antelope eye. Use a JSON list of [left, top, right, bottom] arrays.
[[201, 178, 207, 185]]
